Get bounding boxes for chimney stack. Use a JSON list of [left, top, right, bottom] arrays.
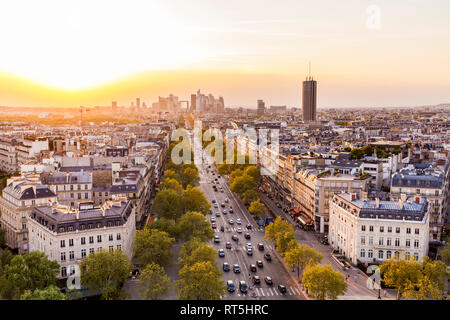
[[375, 197, 380, 208], [415, 196, 420, 204], [351, 193, 356, 201]]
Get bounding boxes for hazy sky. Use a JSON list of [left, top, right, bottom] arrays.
[[0, 0, 449, 108]]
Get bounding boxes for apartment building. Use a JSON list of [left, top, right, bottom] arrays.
[[329, 193, 429, 265], [0, 137, 18, 173], [390, 166, 448, 241], [16, 137, 49, 165], [27, 197, 135, 278], [0, 174, 57, 254]]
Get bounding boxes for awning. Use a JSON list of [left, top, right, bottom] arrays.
[[297, 217, 306, 225]]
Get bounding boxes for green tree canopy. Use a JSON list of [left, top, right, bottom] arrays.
[[180, 167, 200, 188], [302, 264, 347, 300], [159, 178, 183, 194], [0, 251, 59, 299], [248, 199, 265, 219], [133, 228, 175, 268], [230, 174, 256, 196], [138, 262, 171, 300], [147, 218, 179, 239], [178, 241, 217, 268], [177, 211, 215, 242], [20, 285, 67, 300], [181, 186, 210, 215], [244, 166, 261, 183], [243, 189, 259, 206], [80, 249, 133, 300], [284, 244, 323, 278], [152, 189, 183, 220], [163, 169, 181, 183]]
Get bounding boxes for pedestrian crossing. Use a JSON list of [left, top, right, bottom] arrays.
[[233, 286, 302, 297]]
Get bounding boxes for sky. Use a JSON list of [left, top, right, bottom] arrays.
[[0, 0, 449, 108]]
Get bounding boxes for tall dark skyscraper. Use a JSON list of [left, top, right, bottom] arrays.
[[302, 74, 317, 122]]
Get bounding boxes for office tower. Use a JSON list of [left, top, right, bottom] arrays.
[[302, 76, 317, 122], [190, 94, 197, 111], [257, 99, 265, 115]]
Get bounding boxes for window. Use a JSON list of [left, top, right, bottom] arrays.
[[89, 236, 94, 244], [60, 240, 65, 248], [369, 237, 373, 245], [70, 185, 74, 191], [69, 239, 74, 247], [69, 251, 74, 260], [387, 238, 392, 246], [97, 247, 102, 252], [394, 251, 400, 259], [117, 233, 121, 240], [109, 246, 114, 251], [97, 235, 102, 243], [378, 251, 384, 259], [360, 249, 365, 258], [369, 226, 374, 232], [379, 226, 384, 233], [414, 240, 419, 248], [70, 193, 74, 199], [395, 238, 400, 247], [81, 237, 86, 245], [360, 237, 365, 245], [415, 228, 419, 235], [378, 238, 384, 246], [368, 249, 373, 258], [361, 225, 366, 232], [78, 193, 81, 200], [109, 234, 113, 241], [396, 227, 400, 233], [117, 244, 121, 250], [85, 193, 88, 199], [70, 266, 76, 275], [89, 248, 94, 254], [77, 184, 81, 190], [22, 223, 26, 229], [81, 249, 86, 258], [61, 267, 67, 277], [387, 226, 392, 233], [60, 252, 66, 261], [406, 239, 411, 247], [386, 251, 392, 259]]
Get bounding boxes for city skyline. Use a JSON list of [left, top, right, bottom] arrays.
[[0, 0, 450, 108]]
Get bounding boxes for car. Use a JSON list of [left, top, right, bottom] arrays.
[[246, 224, 252, 229], [252, 275, 261, 284], [247, 248, 253, 256], [213, 203, 218, 208], [210, 217, 216, 222], [227, 280, 235, 292], [226, 241, 231, 249], [239, 281, 248, 293], [236, 218, 241, 225], [214, 235, 220, 243], [216, 212, 221, 217], [256, 260, 263, 268], [236, 227, 242, 233], [215, 178, 218, 181], [278, 285, 287, 294], [233, 264, 240, 273], [231, 235, 238, 241], [229, 209, 233, 213], [211, 223, 216, 229], [276, 202, 282, 208], [218, 175, 221, 179], [221, 203, 225, 208], [212, 199, 216, 203], [220, 225, 225, 232], [258, 243, 264, 251], [225, 199, 229, 203], [218, 249, 225, 257], [223, 262, 230, 272], [246, 243, 253, 250], [223, 210, 227, 215], [250, 264, 257, 272], [244, 233, 251, 239], [229, 219, 234, 225], [264, 253, 271, 261], [264, 276, 273, 285], [221, 189, 224, 193]]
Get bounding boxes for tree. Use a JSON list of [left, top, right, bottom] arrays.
[[0, 229, 6, 248], [80, 249, 133, 300], [178, 240, 217, 268], [284, 244, 323, 278], [243, 189, 259, 206], [244, 166, 261, 184], [248, 199, 265, 219], [163, 169, 181, 183], [229, 168, 244, 185], [218, 164, 232, 175], [181, 186, 210, 215], [138, 262, 171, 300], [230, 174, 256, 196], [159, 178, 183, 194], [0, 251, 59, 300], [265, 217, 294, 243], [20, 285, 67, 300], [133, 228, 175, 268], [152, 189, 182, 220], [380, 258, 422, 300], [439, 236, 450, 265], [147, 218, 179, 239], [350, 148, 364, 159], [177, 261, 226, 300], [302, 264, 347, 300], [180, 167, 200, 188], [177, 211, 215, 242], [0, 249, 13, 274], [276, 232, 297, 255]]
